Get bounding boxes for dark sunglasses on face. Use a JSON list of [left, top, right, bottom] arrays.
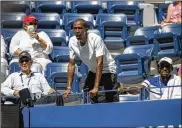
[[19, 59, 30, 63], [159, 63, 171, 69], [29, 22, 38, 25]]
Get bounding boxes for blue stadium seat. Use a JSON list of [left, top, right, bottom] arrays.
[[153, 32, 181, 63], [106, 1, 143, 27], [30, 13, 61, 29], [126, 26, 160, 47], [70, 1, 103, 18], [96, 13, 128, 50], [1, 28, 22, 52], [50, 46, 69, 62], [34, 1, 66, 17], [45, 62, 80, 92], [1, 1, 31, 15], [9, 62, 20, 74], [115, 53, 146, 84], [161, 24, 182, 36], [1, 13, 26, 28], [68, 29, 101, 40], [37, 29, 66, 46], [123, 44, 154, 75], [62, 13, 95, 35], [155, 3, 169, 23]]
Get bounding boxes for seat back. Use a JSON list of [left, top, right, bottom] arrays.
[[63, 13, 94, 35], [134, 26, 160, 39], [69, 29, 101, 39], [9, 62, 20, 74], [35, 1, 66, 16], [1, 1, 31, 15], [106, 1, 143, 26], [115, 53, 144, 75], [1, 13, 26, 28], [157, 3, 170, 23], [123, 44, 154, 57], [37, 29, 66, 46], [50, 46, 69, 62], [30, 13, 61, 29], [70, 1, 103, 16], [161, 24, 182, 36]]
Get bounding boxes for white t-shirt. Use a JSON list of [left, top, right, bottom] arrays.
[[1, 72, 51, 96], [142, 74, 181, 100], [9, 30, 53, 60], [1, 35, 7, 59], [69, 33, 116, 73]]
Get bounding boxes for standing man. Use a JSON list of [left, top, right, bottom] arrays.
[[64, 19, 119, 103]]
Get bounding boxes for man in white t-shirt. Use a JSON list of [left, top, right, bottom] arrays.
[[64, 19, 119, 103]]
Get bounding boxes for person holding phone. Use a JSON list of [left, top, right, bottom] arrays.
[[64, 19, 119, 103], [9, 15, 53, 71]]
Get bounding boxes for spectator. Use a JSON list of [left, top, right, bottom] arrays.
[[64, 19, 119, 103], [9, 15, 53, 71], [1, 51, 55, 102], [1, 35, 8, 83], [155, 1, 182, 27], [120, 57, 181, 100]]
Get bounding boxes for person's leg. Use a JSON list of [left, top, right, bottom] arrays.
[[83, 71, 99, 103], [101, 73, 119, 103], [34, 58, 52, 71]]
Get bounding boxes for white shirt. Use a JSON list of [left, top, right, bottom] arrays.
[[69, 33, 116, 73], [1, 72, 51, 96], [9, 30, 53, 60], [142, 74, 181, 100], [1, 35, 7, 59]]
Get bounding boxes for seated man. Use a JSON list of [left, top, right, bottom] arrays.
[[120, 57, 181, 100], [1, 51, 57, 104]]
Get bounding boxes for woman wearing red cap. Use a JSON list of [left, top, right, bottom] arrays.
[[9, 15, 53, 72]]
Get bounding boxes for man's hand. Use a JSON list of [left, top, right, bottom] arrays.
[[48, 88, 56, 94], [13, 90, 20, 96], [64, 89, 71, 99], [30, 32, 40, 40], [88, 87, 98, 97]]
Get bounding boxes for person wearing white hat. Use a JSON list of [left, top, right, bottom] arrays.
[[119, 57, 181, 100]]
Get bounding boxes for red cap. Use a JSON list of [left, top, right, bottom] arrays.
[[23, 15, 38, 24]]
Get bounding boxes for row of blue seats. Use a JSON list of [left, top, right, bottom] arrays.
[[1, 1, 171, 24], [2, 23, 181, 54]]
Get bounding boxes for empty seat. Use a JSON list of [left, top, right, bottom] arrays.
[[45, 62, 80, 92], [153, 32, 181, 64], [62, 13, 95, 35], [106, 1, 143, 27], [96, 13, 128, 50], [50, 46, 69, 62], [9, 62, 20, 74], [70, 1, 103, 18], [1, 1, 31, 15], [1, 13, 26, 28], [68, 29, 101, 40], [115, 53, 146, 84], [161, 24, 182, 36], [37, 29, 66, 46], [34, 1, 66, 17], [126, 26, 160, 47], [30, 13, 61, 29], [123, 44, 154, 75]]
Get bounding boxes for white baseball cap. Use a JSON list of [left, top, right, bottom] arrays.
[[158, 57, 173, 65]]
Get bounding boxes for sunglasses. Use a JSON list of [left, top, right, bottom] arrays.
[[19, 59, 30, 63], [159, 63, 171, 69], [29, 22, 38, 25]]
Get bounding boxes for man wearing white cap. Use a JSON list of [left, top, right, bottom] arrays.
[[141, 57, 181, 100]]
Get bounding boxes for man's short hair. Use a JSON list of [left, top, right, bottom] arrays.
[[73, 19, 88, 29]]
